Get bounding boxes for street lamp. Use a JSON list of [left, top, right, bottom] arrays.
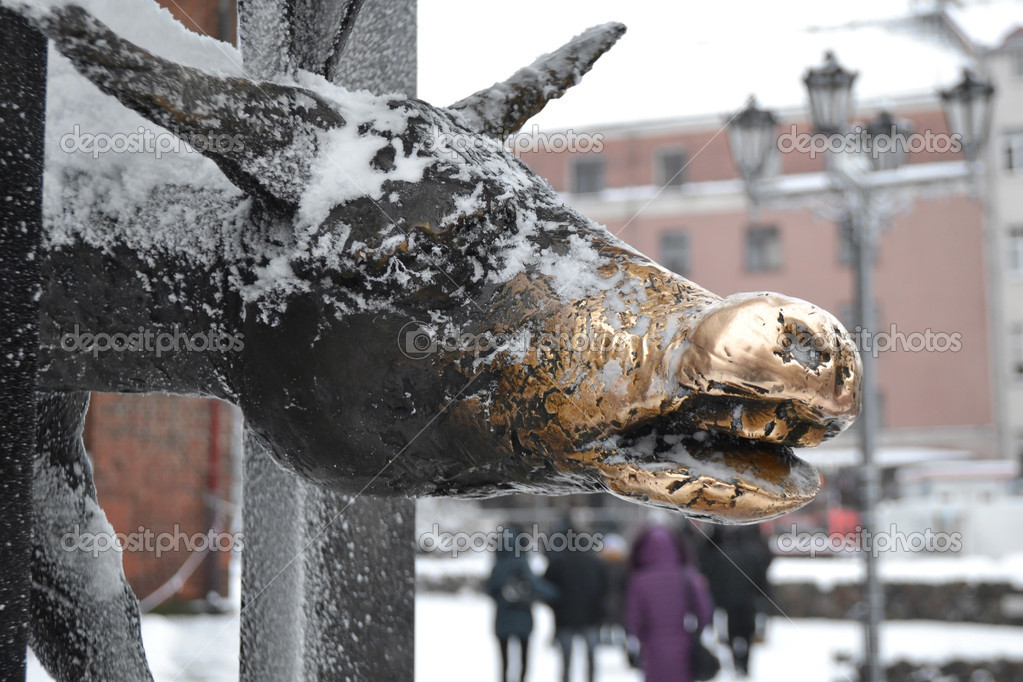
[[803, 51, 858, 137], [726, 96, 778, 202], [804, 51, 888, 682], [727, 53, 994, 682], [939, 68, 995, 163]]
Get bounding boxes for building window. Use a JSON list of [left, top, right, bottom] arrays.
[[656, 149, 688, 189], [570, 157, 605, 195], [659, 230, 690, 276], [1010, 228, 1023, 276], [1005, 133, 1023, 175], [745, 225, 783, 272], [1012, 324, 1023, 379]]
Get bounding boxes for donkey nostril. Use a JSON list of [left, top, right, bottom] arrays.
[[790, 340, 824, 370], [778, 320, 830, 371]]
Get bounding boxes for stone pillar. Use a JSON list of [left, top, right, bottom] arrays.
[[0, 8, 46, 680], [240, 1, 416, 678]]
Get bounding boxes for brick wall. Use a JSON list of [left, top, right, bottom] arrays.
[[85, 394, 236, 604], [156, 0, 236, 44]]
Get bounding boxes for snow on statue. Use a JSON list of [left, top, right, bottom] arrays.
[[4, 0, 860, 678]]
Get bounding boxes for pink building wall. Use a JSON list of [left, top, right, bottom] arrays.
[[520, 108, 962, 188]]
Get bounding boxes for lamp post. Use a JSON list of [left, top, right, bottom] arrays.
[[803, 50, 857, 137], [726, 96, 779, 206], [803, 50, 887, 682], [940, 68, 996, 164], [727, 54, 994, 682]]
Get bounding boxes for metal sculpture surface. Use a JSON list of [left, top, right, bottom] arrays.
[[29, 4, 860, 524], [5, 1, 861, 677]]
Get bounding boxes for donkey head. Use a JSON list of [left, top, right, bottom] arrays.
[[37, 5, 860, 522]]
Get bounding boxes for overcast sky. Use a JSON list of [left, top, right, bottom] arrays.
[[418, 0, 1022, 130]]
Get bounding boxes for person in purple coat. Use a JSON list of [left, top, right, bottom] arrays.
[[625, 526, 714, 682]]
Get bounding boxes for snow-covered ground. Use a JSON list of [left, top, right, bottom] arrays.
[[25, 554, 1023, 680], [769, 553, 1023, 590], [416, 552, 1023, 590], [26, 612, 242, 681], [416, 594, 1023, 682], [27, 590, 1023, 681]]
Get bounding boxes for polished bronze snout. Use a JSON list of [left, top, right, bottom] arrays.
[[678, 293, 861, 445], [464, 256, 863, 523]]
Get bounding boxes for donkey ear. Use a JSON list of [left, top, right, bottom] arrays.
[[448, 22, 626, 139], [36, 4, 346, 211]]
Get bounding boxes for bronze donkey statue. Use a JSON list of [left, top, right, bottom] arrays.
[[12, 2, 860, 678]]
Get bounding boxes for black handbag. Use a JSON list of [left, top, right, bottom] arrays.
[[691, 638, 721, 681], [683, 571, 721, 681]]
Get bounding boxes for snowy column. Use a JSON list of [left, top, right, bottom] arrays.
[[239, 0, 416, 678], [0, 8, 46, 680], [299, 2, 416, 674]]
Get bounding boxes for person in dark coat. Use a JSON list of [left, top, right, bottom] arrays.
[[598, 533, 629, 646], [544, 527, 610, 682], [699, 525, 773, 677], [484, 527, 557, 682], [625, 526, 714, 682]]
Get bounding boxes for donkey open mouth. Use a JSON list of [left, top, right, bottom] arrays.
[[473, 269, 861, 523]]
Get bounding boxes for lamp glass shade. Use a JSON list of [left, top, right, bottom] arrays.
[[939, 69, 995, 163], [803, 51, 858, 136], [727, 97, 778, 185]]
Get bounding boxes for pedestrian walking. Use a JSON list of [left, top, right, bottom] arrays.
[[484, 526, 558, 682], [625, 526, 715, 682], [544, 525, 609, 682]]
